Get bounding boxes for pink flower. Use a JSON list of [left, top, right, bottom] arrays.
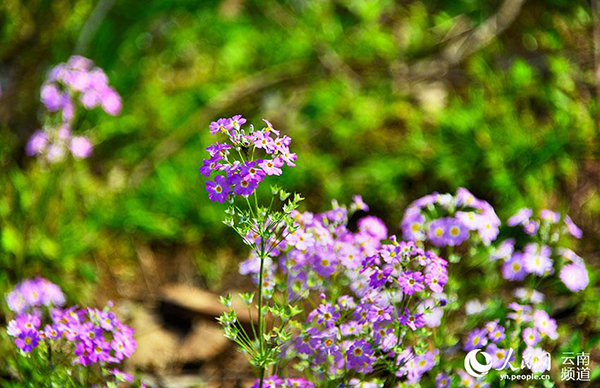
[[259, 158, 283, 175]]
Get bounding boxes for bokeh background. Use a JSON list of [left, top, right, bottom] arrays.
[[1, 0, 600, 385]]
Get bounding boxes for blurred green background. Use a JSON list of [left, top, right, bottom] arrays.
[[1, 0, 599, 360]]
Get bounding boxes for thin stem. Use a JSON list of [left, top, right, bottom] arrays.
[[257, 228, 267, 388]]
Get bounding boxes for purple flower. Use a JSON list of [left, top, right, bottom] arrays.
[[564, 215, 582, 239], [502, 253, 527, 281], [523, 220, 539, 235], [15, 330, 40, 353], [444, 218, 469, 246], [259, 158, 284, 175], [436, 372, 450, 388], [112, 331, 136, 360], [47, 143, 66, 163], [206, 175, 231, 203], [559, 263, 589, 292], [398, 271, 425, 295], [199, 156, 223, 177], [366, 304, 393, 323], [231, 174, 259, 196], [427, 218, 449, 246], [352, 195, 369, 212], [6, 277, 65, 313], [490, 238, 515, 261], [508, 208, 532, 226], [533, 310, 558, 340], [464, 328, 488, 351], [109, 369, 134, 383], [240, 161, 266, 182], [340, 321, 362, 336], [406, 352, 436, 383], [401, 212, 425, 241], [26, 131, 49, 156], [347, 339, 375, 373], [40, 84, 67, 112], [209, 118, 231, 135], [523, 327, 541, 346], [70, 136, 93, 159], [399, 308, 425, 331], [206, 142, 231, 157], [540, 209, 560, 223], [523, 347, 551, 373], [44, 324, 60, 339], [456, 187, 479, 207], [314, 304, 339, 328], [486, 343, 513, 369], [522, 244, 553, 276], [358, 216, 388, 241], [230, 114, 246, 129], [368, 268, 392, 289], [100, 88, 122, 116], [488, 325, 505, 343], [253, 131, 275, 151]]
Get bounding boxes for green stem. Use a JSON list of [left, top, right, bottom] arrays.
[[259, 365, 266, 388], [257, 232, 267, 387]]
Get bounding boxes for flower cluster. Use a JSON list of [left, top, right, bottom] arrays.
[[507, 208, 582, 239], [26, 125, 93, 162], [250, 375, 313, 388], [5, 278, 137, 385], [41, 55, 122, 119], [6, 277, 65, 313], [463, 301, 557, 374], [497, 208, 589, 292], [201, 116, 296, 203], [246, 198, 448, 384], [27, 55, 121, 162], [401, 188, 500, 247]]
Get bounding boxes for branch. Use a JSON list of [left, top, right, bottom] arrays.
[[127, 60, 308, 186], [75, 0, 116, 55], [402, 0, 527, 82]]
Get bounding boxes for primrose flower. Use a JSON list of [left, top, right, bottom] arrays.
[[507, 208, 532, 226], [559, 263, 589, 292], [314, 304, 339, 328], [399, 308, 425, 331], [6, 277, 65, 313], [464, 328, 488, 351], [402, 188, 500, 247], [358, 216, 388, 241], [206, 175, 231, 203], [523, 327, 541, 346], [259, 158, 283, 175], [209, 118, 231, 135], [435, 372, 451, 388], [523, 347, 551, 373], [564, 215, 582, 239], [15, 330, 40, 353], [486, 343, 513, 369], [522, 244, 553, 276], [533, 310, 558, 340], [28, 56, 119, 163], [398, 271, 425, 295], [502, 253, 527, 281], [70, 136, 93, 159], [202, 116, 295, 202], [540, 209, 560, 223], [347, 339, 375, 372]]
